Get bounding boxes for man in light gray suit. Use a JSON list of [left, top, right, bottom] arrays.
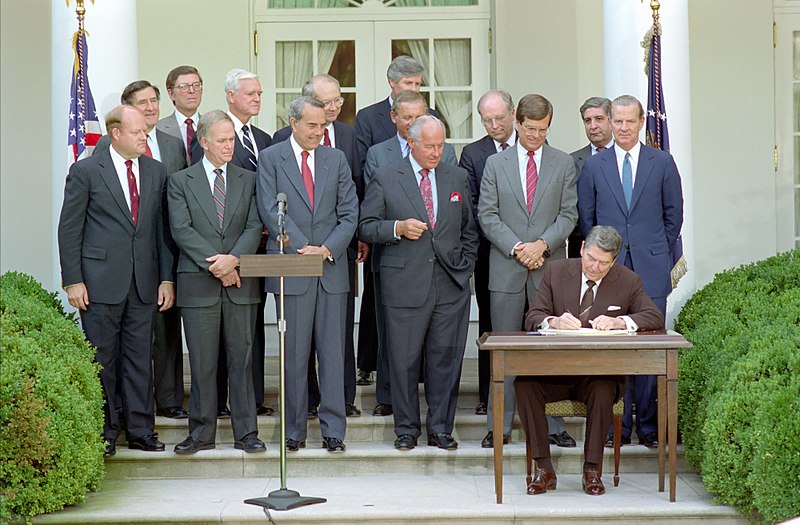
[[362, 89, 459, 418], [94, 80, 188, 420], [256, 97, 358, 453], [478, 93, 578, 448], [157, 65, 203, 163], [168, 110, 266, 455], [364, 90, 458, 187], [359, 115, 478, 451]]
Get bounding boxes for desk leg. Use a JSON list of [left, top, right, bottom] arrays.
[[492, 376, 505, 504], [657, 376, 666, 493], [668, 377, 678, 502]]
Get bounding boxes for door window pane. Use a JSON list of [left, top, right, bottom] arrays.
[[391, 40, 430, 86], [276, 41, 313, 89], [433, 38, 471, 86], [323, 40, 355, 87]]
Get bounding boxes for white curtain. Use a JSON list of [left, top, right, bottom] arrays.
[[432, 39, 471, 138], [275, 42, 313, 128]]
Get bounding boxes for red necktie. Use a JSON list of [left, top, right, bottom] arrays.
[[144, 140, 153, 159], [323, 128, 332, 147], [185, 118, 195, 161], [125, 159, 139, 225], [419, 168, 435, 230], [526, 150, 538, 213], [301, 150, 314, 209]]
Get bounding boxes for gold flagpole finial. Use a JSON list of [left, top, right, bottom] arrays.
[[66, 0, 95, 17]]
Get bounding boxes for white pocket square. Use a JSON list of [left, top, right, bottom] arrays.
[[607, 305, 622, 311]]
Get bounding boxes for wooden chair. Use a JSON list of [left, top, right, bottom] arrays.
[[525, 399, 624, 488]]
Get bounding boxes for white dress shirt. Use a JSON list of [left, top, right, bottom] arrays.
[[289, 135, 316, 181], [516, 143, 543, 202], [109, 145, 139, 212]]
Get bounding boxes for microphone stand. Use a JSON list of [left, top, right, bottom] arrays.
[[244, 208, 326, 511]]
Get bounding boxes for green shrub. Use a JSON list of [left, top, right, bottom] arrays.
[[675, 250, 800, 523], [0, 272, 105, 523]]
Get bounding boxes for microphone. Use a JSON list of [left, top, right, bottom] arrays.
[[276, 192, 287, 227]]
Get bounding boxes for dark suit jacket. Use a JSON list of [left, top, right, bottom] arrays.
[[570, 144, 592, 173], [358, 157, 479, 308], [459, 134, 501, 228], [364, 135, 458, 188], [256, 141, 359, 296], [355, 97, 442, 173], [58, 149, 173, 304], [577, 144, 683, 299], [167, 161, 263, 308], [272, 121, 363, 201], [95, 130, 187, 175], [191, 122, 272, 169], [524, 258, 664, 331]]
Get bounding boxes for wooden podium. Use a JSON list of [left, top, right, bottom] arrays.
[[240, 253, 326, 511]]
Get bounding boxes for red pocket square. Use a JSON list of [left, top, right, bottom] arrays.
[[449, 192, 462, 202]]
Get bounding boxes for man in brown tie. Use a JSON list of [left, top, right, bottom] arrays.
[[515, 225, 663, 496], [568, 97, 613, 258]]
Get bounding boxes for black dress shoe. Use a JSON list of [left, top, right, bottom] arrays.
[[285, 438, 306, 452], [174, 436, 215, 455], [156, 406, 189, 419], [639, 432, 658, 448], [322, 437, 346, 452], [394, 434, 418, 450], [217, 407, 231, 418], [481, 431, 509, 448], [475, 402, 488, 415], [307, 406, 319, 419], [356, 369, 372, 386], [256, 404, 274, 416], [104, 439, 116, 457], [427, 432, 458, 450], [235, 433, 267, 453], [604, 433, 632, 448], [548, 431, 577, 448], [372, 403, 393, 416], [345, 403, 361, 417], [128, 434, 165, 452]]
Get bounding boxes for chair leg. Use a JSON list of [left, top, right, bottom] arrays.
[[525, 438, 533, 487], [613, 414, 622, 487]]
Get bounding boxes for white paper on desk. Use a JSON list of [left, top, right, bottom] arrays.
[[538, 328, 635, 336]]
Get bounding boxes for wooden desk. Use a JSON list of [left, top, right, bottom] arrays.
[[478, 331, 691, 503]]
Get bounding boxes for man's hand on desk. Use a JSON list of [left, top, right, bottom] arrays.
[[589, 315, 627, 331], [548, 312, 581, 330]]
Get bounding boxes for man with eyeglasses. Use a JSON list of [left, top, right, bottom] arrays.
[[273, 74, 368, 420], [458, 90, 517, 420], [515, 225, 664, 496], [477, 93, 578, 448], [158, 65, 204, 164]]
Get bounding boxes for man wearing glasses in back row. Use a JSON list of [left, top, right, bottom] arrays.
[[157, 65, 203, 163]]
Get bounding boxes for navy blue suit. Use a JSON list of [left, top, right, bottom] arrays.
[[577, 143, 683, 439]]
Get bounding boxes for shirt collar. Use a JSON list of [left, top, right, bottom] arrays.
[[202, 156, 226, 176], [492, 129, 517, 151]]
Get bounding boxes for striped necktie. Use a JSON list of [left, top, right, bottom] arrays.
[[240, 124, 257, 170], [526, 150, 538, 214], [212, 168, 225, 228]]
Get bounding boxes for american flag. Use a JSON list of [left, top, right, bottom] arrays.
[[68, 30, 101, 164], [645, 19, 686, 288]]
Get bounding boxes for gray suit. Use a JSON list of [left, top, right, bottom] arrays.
[[359, 158, 478, 437], [157, 111, 196, 163], [58, 149, 172, 442], [167, 161, 263, 444], [364, 135, 458, 187], [478, 143, 578, 434], [256, 140, 358, 442], [95, 131, 186, 176], [568, 144, 592, 258]]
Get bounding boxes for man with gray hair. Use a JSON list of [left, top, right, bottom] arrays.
[[568, 97, 613, 258], [359, 115, 478, 451], [257, 96, 359, 453], [168, 110, 266, 455], [516, 225, 664, 496]]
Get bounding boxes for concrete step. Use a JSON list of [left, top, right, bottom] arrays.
[[33, 473, 745, 525], [104, 439, 689, 480]]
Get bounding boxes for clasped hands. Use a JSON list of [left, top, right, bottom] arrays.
[[514, 240, 547, 270], [549, 312, 627, 331], [206, 254, 240, 288]]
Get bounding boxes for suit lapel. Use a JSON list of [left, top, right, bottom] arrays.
[[591, 264, 620, 318], [186, 163, 221, 232], [222, 164, 246, 232], [97, 151, 135, 228], [377, 102, 396, 140], [313, 148, 330, 211], [504, 145, 528, 215], [631, 146, 655, 212], [136, 158, 154, 230], [603, 147, 629, 216], [433, 164, 454, 234], [530, 145, 557, 217], [280, 142, 313, 211], [561, 260, 583, 316], [398, 160, 429, 225], [480, 135, 497, 160]]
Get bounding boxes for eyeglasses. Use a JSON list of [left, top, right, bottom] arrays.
[[480, 112, 512, 126], [520, 124, 549, 137], [321, 97, 345, 108], [175, 82, 203, 93]]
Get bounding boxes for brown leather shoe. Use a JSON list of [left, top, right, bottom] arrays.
[[582, 469, 606, 495], [527, 466, 557, 495]]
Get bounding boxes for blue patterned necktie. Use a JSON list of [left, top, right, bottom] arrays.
[[240, 124, 257, 170], [622, 152, 633, 211]]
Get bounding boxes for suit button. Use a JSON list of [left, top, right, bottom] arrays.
[[129, 258, 134, 262], [427, 258, 434, 263]]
